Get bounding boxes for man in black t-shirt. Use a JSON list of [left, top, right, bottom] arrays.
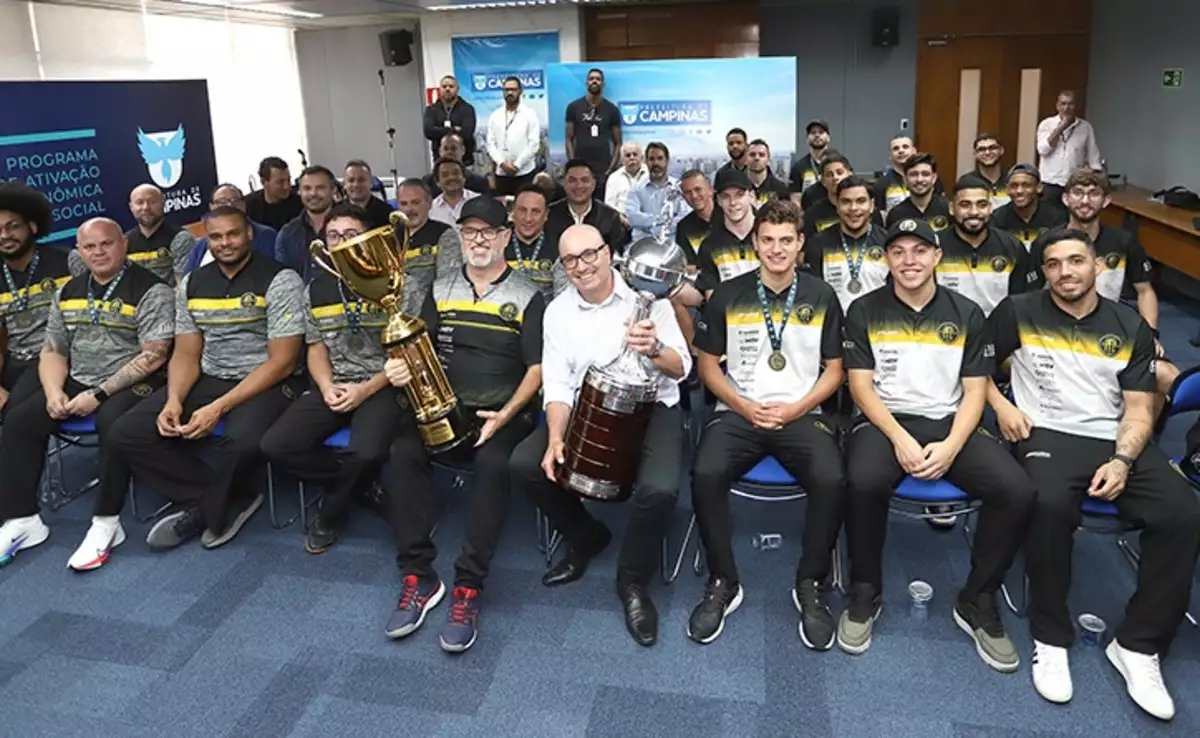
[[876, 135, 916, 213], [990, 164, 1067, 251], [565, 68, 622, 201], [746, 139, 789, 208], [885, 152, 950, 232], [788, 120, 831, 202], [244, 156, 303, 231], [675, 169, 720, 265], [802, 153, 885, 241], [716, 128, 749, 178]]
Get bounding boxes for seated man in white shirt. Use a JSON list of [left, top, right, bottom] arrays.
[[510, 224, 689, 648], [485, 76, 542, 197], [1036, 89, 1102, 203], [429, 158, 480, 228], [605, 142, 648, 227]]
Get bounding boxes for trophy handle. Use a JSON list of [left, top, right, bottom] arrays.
[[309, 239, 344, 281]]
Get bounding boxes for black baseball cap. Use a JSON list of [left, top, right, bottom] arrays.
[[1007, 163, 1041, 182], [714, 167, 751, 193], [806, 119, 830, 135], [457, 196, 508, 228], [883, 217, 940, 249]]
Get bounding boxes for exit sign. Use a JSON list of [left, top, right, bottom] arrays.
[[1163, 69, 1184, 88]]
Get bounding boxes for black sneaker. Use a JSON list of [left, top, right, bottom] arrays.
[[686, 577, 744, 645], [953, 592, 1019, 673], [836, 583, 883, 655], [304, 515, 341, 555], [792, 578, 836, 651]]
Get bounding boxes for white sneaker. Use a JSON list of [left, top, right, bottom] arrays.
[[1106, 640, 1175, 720], [1031, 640, 1073, 704], [67, 516, 126, 572], [0, 514, 50, 566]]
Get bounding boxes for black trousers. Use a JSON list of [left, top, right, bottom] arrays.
[[260, 387, 409, 524], [1018, 428, 1200, 654], [692, 411, 845, 583], [0, 376, 163, 520], [108, 375, 302, 532], [0, 356, 39, 420], [512, 404, 683, 587], [390, 410, 534, 590], [492, 172, 535, 198], [845, 416, 1036, 598]]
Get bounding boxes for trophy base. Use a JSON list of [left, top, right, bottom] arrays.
[[418, 403, 477, 455], [557, 466, 631, 503]]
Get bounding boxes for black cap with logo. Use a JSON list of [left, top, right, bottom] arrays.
[[457, 196, 509, 228], [714, 167, 752, 194], [883, 217, 940, 249]]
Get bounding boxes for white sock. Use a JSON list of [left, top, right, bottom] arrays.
[[91, 515, 119, 528]]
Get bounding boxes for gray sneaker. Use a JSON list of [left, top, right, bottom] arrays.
[[201, 494, 264, 550], [837, 583, 882, 655], [954, 593, 1019, 673], [146, 508, 205, 550]]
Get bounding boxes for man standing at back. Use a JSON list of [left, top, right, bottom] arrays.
[[1036, 90, 1102, 203], [245, 156, 303, 231], [565, 68, 622, 201], [275, 165, 336, 282], [486, 77, 541, 197], [342, 160, 393, 230], [423, 75, 477, 166], [85, 184, 194, 283]]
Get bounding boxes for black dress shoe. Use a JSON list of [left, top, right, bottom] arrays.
[[617, 582, 658, 647], [542, 524, 612, 587]]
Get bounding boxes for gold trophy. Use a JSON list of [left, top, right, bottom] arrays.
[[310, 211, 474, 453]]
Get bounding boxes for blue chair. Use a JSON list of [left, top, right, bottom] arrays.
[[292, 428, 349, 530], [43, 415, 103, 511]]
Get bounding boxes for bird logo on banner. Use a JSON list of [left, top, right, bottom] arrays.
[[137, 125, 187, 188]]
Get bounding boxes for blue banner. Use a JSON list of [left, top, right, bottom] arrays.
[[0, 80, 217, 244], [547, 58, 797, 178], [452, 32, 560, 166]]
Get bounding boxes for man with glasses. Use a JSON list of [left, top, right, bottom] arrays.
[[545, 159, 626, 255], [261, 203, 412, 555], [184, 184, 277, 276], [0, 218, 174, 570], [972, 134, 1010, 209], [384, 196, 544, 653], [511, 223, 689, 647], [486, 76, 541, 197]]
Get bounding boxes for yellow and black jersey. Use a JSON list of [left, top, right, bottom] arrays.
[[885, 195, 951, 233], [696, 269, 843, 409], [305, 270, 389, 384], [675, 210, 718, 265], [991, 201, 1068, 251], [990, 291, 1155, 441], [406, 219, 453, 274], [696, 221, 759, 294], [788, 154, 820, 195], [752, 173, 790, 208], [801, 197, 885, 240], [421, 265, 544, 411], [1029, 224, 1150, 303], [935, 226, 1036, 317], [124, 221, 191, 282], [844, 285, 992, 420], [803, 225, 889, 312], [504, 231, 558, 300], [877, 169, 910, 212], [972, 170, 1010, 210], [0, 246, 71, 362]]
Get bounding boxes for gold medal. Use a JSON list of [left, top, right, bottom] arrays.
[[768, 350, 787, 371]]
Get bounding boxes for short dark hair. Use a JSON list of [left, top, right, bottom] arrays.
[[903, 152, 937, 173], [515, 183, 549, 205], [205, 205, 248, 227], [439, 132, 465, 149], [299, 165, 336, 185], [820, 150, 852, 174], [1036, 226, 1095, 257], [836, 175, 873, 198], [680, 168, 708, 184], [726, 128, 747, 140], [433, 157, 466, 178], [324, 202, 370, 232], [258, 156, 289, 180], [973, 132, 1001, 147], [752, 198, 801, 237], [564, 159, 594, 176], [504, 76, 522, 89], [344, 159, 371, 172], [952, 173, 992, 196], [748, 138, 770, 150], [645, 141, 670, 160], [209, 183, 243, 201], [1065, 169, 1112, 194], [587, 67, 604, 79], [397, 178, 431, 199]]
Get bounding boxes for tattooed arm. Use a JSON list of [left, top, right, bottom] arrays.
[[99, 282, 176, 395], [97, 339, 171, 395]]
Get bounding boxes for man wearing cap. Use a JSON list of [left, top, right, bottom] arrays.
[[0, 182, 71, 416], [788, 120, 831, 202], [839, 216, 1035, 668], [990, 164, 1067, 251], [695, 168, 759, 298], [383, 195, 545, 653]]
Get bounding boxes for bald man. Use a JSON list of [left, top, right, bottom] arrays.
[[0, 218, 175, 570], [71, 184, 196, 283]]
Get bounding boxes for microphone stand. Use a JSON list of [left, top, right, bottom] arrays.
[[378, 69, 400, 199]]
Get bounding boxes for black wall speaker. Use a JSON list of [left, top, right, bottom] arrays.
[[380, 29, 414, 66], [871, 6, 900, 48]]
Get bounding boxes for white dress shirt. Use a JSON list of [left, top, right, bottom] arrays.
[[486, 104, 541, 178], [429, 189, 480, 228], [604, 165, 649, 215], [542, 269, 691, 409], [1036, 116, 1102, 186]]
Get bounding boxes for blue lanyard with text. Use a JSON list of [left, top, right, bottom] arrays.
[[840, 226, 872, 285], [337, 280, 364, 334], [2, 250, 40, 312], [757, 272, 798, 356], [511, 231, 545, 269], [87, 261, 129, 325]]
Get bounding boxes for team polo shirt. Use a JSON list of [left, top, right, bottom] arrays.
[[177, 253, 305, 381], [844, 285, 992, 420], [788, 154, 821, 194], [400, 218, 461, 316], [44, 262, 174, 388], [406, 219, 453, 276], [935, 227, 1036, 316], [885, 194, 951, 232], [991, 201, 1068, 251], [877, 170, 909, 212], [803, 224, 889, 311], [990, 291, 1155, 441], [974, 170, 1011, 209], [1029, 224, 1150, 302], [675, 209, 718, 265], [697, 269, 842, 411], [305, 270, 389, 384], [0, 247, 71, 362], [124, 221, 191, 282], [752, 172, 789, 208], [802, 197, 885, 239], [696, 221, 758, 293], [504, 230, 558, 299], [421, 266, 544, 411]]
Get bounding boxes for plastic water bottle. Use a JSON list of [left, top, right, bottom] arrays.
[[752, 533, 782, 551], [1078, 613, 1106, 647], [909, 580, 933, 621]]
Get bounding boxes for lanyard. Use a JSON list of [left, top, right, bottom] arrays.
[[511, 231, 545, 269], [756, 272, 798, 354], [2, 250, 40, 313], [86, 261, 130, 325], [840, 226, 872, 283], [337, 279, 364, 334]]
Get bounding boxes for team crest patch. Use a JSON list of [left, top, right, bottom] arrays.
[[157, 247, 170, 259], [109, 298, 124, 313], [813, 420, 834, 436], [40, 278, 56, 292], [132, 382, 152, 397], [937, 321, 960, 344], [539, 259, 554, 273], [796, 304, 815, 325], [867, 245, 885, 260], [990, 256, 1009, 272], [899, 219, 918, 232], [1098, 333, 1123, 357], [240, 292, 257, 308], [930, 215, 949, 231], [421, 245, 433, 256], [1105, 252, 1122, 269], [499, 302, 519, 321]]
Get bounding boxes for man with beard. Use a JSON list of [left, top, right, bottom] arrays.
[[393, 178, 462, 316], [82, 184, 195, 283], [275, 165, 336, 282], [506, 184, 563, 299], [627, 142, 690, 243], [565, 68, 622, 201], [695, 168, 759, 298], [876, 135, 917, 213], [423, 75, 477, 165], [245, 156, 303, 231], [935, 174, 1035, 318], [972, 134, 1010, 209], [342, 160, 393, 230], [988, 228, 1196, 720], [801, 152, 883, 239], [990, 164, 1067, 251], [788, 120, 831, 204], [885, 153, 950, 232], [804, 176, 889, 312], [486, 77, 541, 197], [184, 184, 278, 275], [385, 196, 544, 653], [429, 158, 481, 228], [544, 160, 626, 256], [716, 128, 749, 177], [0, 183, 71, 415], [604, 142, 648, 225], [423, 133, 490, 198], [675, 169, 719, 265], [746, 139, 789, 208]]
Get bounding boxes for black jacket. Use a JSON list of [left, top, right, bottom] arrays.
[[423, 99, 478, 161]]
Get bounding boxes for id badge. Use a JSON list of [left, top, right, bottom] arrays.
[[590, 124, 599, 138], [443, 119, 452, 129]]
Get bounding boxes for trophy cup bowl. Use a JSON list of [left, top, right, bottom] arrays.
[[310, 211, 475, 453]]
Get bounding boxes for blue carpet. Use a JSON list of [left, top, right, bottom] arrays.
[[1, 299, 1199, 737]]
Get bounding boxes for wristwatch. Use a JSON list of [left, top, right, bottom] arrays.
[[647, 339, 665, 359], [90, 387, 110, 403], [1110, 453, 1135, 470]]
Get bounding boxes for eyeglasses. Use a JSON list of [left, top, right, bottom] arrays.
[[325, 230, 363, 244], [1067, 189, 1105, 202], [561, 244, 607, 270], [460, 226, 503, 242]]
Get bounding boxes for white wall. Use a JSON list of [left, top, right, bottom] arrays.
[[0, 1, 308, 189], [295, 23, 426, 182]]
